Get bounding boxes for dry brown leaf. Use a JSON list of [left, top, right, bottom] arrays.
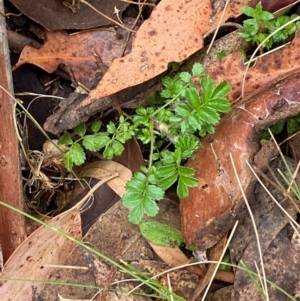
[[74, 0, 249, 108], [78, 160, 132, 197], [13, 24, 134, 86], [148, 242, 205, 277], [113, 138, 144, 173], [249, 0, 298, 12], [0, 207, 82, 301], [180, 72, 300, 249], [9, 0, 129, 30], [63, 161, 131, 234]]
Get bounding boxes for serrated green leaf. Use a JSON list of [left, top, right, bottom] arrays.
[[136, 107, 148, 116], [156, 164, 177, 177], [175, 135, 200, 157], [93, 134, 111, 149], [74, 124, 86, 137], [240, 19, 259, 38], [145, 184, 165, 200], [241, 6, 256, 17], [178, 166, 196, 176], [127, 205, 144, 224], [192, 63, 205, 77], [158, 172, 178, 190], [188, 114, 202, 131], [140, 221, 184, 247], [160, 89, 173, 99], [201, 77, 215, 103], [260, 11, 274, 21], [107, 121, 117, 134], [119, 115, 125, 123], [69, 143, 86, 165], [63, 152, 73, 171], [117, 129, 134, 143], [207, 99, 231, 112], [197, 106, 220, 124], [137, 128, 151, 144], [82, 135, 99, 151], [179, 174, 199, 187], [122, 172, 164, 224], [211, 81, 231, 100], [169, 62, 180, 71], [185, 87, 201, 110], [143, 198, 160, 217], [180, 120, 189, 134], [148, 172, 159, 184], [175, 104, 192, 116], [122, 190, 143, 207], [160, 150, 176, 165], [199, 123, 215, 137], [133, 114, 149, 125], [179, 72, 191, 83], [59, 133, 73, 145], [173, 148, 182, 164], [90, 121, 101, 133], [103, 145, 114, 159], [126, 172, 147, 189], [112, 140, 124, 156], [161, 76, 173, 88], [177, 178, 189, 199]]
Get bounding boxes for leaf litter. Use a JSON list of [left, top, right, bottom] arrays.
[[2, 0, 300, 300]]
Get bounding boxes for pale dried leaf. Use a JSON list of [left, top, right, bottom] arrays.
[[79, 160, 132, 197], [0, 208, 82, 300]]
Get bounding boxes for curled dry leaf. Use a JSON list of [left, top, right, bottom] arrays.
[[0, 207, 82, 301], [67, 160, 131, 234], [180, 73, 300, 249], [78, 160, 132, 197]]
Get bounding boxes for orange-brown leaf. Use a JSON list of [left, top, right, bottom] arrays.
[[13, 28, 132, 85]]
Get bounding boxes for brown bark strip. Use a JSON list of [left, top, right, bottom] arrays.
[[0, 0, 26, 262]]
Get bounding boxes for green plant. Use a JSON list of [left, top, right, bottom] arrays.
[[262, 113, 300, 140], [239, 2, 300, 50], [59, 117, 135, 170], [59, 63, 232, 227], [216, 50, 227, 59]]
